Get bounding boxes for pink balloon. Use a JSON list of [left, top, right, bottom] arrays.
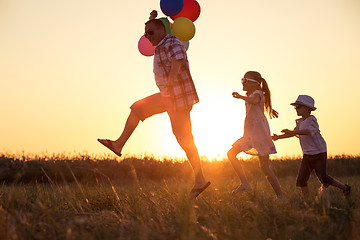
[[171, 0, 200, 22], [138, 35, 155, 57]]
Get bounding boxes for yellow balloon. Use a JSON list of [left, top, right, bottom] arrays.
[[172, 17, 196, 41]]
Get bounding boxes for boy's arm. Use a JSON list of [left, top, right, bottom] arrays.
[[272, 128, 310, 141], [272, 132, 294, 141], [284, 129, 311, 136]]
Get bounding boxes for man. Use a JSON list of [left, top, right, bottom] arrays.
[[98, 15, 210, 198]]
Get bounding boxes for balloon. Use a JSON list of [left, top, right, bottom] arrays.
[[172, 17, 195, 41], [181, 41, 189, 51], [138, 35, 155, 57], [159, 17, 171, 34], [171, 0, 201, 22], [160, 0, 184, 17]]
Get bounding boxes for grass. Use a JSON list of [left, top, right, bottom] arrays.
[[0, 153, 359, 239]]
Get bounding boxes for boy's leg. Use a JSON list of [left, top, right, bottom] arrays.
[[331, 179, 348, 191], [296, 155, 312, 198], [259, 155, 286, 200], [300, 186, 310, 199], [312, 153, 333, 187], [312, 153, 350, 194]]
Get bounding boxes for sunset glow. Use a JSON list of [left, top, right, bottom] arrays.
[[1, 0, 360, 159]]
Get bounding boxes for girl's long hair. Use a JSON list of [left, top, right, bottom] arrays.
[[245, 71, 273, 116]]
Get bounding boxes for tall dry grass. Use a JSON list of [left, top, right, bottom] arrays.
[[1, 153, 359, 185], [0, 153, 358, 239]]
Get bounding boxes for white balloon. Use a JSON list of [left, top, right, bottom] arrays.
[[182, 41, 190, 51]]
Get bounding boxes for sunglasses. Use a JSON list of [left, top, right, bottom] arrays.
[[241, 77, 259, 84], [144, 30, 154, 38], [294, 105, 304, 109]]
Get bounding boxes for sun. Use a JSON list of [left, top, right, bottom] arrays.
[[191, 97, 247, 161]]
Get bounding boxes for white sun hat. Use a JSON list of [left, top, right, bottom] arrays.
[[290, 95, 316, 110]]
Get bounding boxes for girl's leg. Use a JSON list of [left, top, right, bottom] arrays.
[[227, 147, 250, 185], [259, 155, 286, 200]]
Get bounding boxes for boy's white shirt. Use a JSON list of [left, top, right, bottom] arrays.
[[294, 115, 327, 155]]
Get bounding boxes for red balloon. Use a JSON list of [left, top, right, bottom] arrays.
[[171, 0, 200, 22]]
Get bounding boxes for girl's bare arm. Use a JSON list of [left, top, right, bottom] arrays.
[[232, 92, 260, 104]]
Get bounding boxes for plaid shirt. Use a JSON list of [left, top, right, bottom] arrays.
[[153, 34, 199, 111]]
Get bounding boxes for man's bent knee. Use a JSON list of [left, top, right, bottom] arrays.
[[130, 93, 166, 121]]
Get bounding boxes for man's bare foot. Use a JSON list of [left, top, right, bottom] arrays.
[[190, 181, 211, 198], [97, 139, 122, 157]]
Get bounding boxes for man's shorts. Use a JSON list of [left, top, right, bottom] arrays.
[[130, 93, 171, 121], [296, 152, 334, 187], [130, 93, 194, 144]]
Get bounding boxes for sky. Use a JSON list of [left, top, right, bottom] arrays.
[[1, 0, 360, 160]]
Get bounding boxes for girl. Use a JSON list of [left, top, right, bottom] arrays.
[[227, 71, 286, 201]]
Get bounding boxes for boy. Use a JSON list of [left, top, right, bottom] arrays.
[[272, 95, 351, 198]]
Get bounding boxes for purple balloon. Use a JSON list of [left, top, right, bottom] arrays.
[[160, 0, 184, 17]]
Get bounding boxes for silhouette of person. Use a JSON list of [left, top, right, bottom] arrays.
[[227, 71, 286, 201], [98, 11, 210, 198], [272, 95, 351, 198]]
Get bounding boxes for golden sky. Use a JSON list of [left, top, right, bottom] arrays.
[[1, 0, 360, 159]]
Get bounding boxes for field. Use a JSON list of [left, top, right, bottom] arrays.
[[0, 153, 359, 240]]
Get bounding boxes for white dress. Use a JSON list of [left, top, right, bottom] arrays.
[[232, 90, 277, 156]]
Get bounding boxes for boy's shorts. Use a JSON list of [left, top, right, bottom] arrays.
[[130, 93, 194, 145], [296, 152, 334, 187]]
